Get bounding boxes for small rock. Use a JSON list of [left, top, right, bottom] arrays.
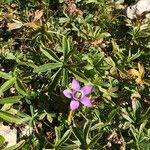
[[126, 0, 150, 19], [20, 125, 33, 137], [0, 125, 17, 147]]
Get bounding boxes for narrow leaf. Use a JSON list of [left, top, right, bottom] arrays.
[[63, 36, 68, 62], [0, 110, 22, 124], [72, 127, 87, 148], [47, 113, 53, 123], [4, 140, 25, 150], [67, 68, 88, 83], [121, 108, 134, 123], [139, 121, 147, 137], [83, 121, 92, 143], [57, 129, 71, 146], [111, 40, 124, 60], [90, 122, 105, 131], [55, 127, 61, 146], [0, 77, 16, 94], [15, 79, 26, 96], [16, 60, 37, 68], [62, 68, 68, 87], [34, 63, 62, 73], [58, 145, 79, 150], [0, 96, 22, 104], [107, 108, 117, 123], [88, 133, 102, 149], [40, 46, 60, 62], [65, 49, 75, 61], [0, 71, 12, 79], [132, 99, 141, 120], [48, 68, 62, 93]]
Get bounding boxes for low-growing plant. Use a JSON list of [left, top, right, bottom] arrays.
[[0, 0, 149, 149]]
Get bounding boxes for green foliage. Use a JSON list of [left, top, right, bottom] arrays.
[[0, 135, 5, 148], [0, 0, 149, 149]]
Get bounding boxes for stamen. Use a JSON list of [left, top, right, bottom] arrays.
[[74, 91, 82, 99]]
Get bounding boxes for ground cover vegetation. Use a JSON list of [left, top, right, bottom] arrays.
[[0, 0, 150, 149]]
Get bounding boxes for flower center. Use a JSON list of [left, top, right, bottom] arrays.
[[74, 91, 82, 99]]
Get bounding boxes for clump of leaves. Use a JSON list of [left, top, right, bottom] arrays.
[[0, 0, 149, 149]]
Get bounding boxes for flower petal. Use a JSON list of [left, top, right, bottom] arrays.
[[81, 85, 93, 95], [63, 89, 72, 98], [80, 96, 93, 107], [72, 78, 80, 90], [70, 100, 80, 110]]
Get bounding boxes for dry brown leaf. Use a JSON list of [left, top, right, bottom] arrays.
[[138, 63, 145, 77], [8, 22, 23, 31], [91, 38, 103, 46], [135, 77, 144, 87], [128, 69, 139, 77], [33, 10, 43, 21], [128, 64, 147, 87], [131, 91, 141, 100], [24, 22, 40, 29]]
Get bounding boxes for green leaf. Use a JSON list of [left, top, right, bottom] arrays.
[[0, 96, 22, 104], [48, 68, 62, 93], [34, 63, 62, 73], [62, 36, 68, 62], [72, 127, 87, 149], [4, 140, 25, 150], [40, 46, 61, 62], [139, 121, 147, 138], [96, 32, 111, 39], [55, 127, 61, 145], [57, 129, 71, 146], [16, 60, 37, 68], [62, 68, 68, 87], [39, 113, 46, 120], [130, 125, 138, 140], [0, 77, 16, 95], [140, 107, 150, 123], [88, 132, 102, 149], [83, 121, 92, 144], [59, 17, 70, 24], [47, 113, 53, 123], [105, 57, 116, 68], [85, 0, 99, 4], [139, 140, 150, 149], [111, 39, 124, 60], [0, 110, 22, 124], [107, 108, 117, 123], [0, 71, 12, 79], [58, 145, 79, 150], [15, 79, 26, 96], [67, 68, 88, 84], [132, 99, 141, 120], [121, 108, 134, 123], [90, 122, 105, 131], [4, 52, 16, 60], [0, 135, 5, 148], [65, 49, 75, 61]]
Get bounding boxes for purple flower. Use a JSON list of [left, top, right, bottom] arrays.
[[63, 78, 93, 110]]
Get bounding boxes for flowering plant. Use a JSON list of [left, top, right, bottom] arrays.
[[0, 0, 149, 149], [63, 78, 93, 110]]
